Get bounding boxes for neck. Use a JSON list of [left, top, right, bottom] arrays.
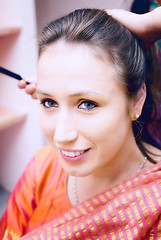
[[75, 143, 146, 204]]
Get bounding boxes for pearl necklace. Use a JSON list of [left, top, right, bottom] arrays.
[[74, 156, 147, 206]]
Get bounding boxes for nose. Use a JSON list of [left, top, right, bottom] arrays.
[[53, 111, 78, 144]]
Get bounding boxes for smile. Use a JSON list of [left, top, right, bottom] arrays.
[[59, 148, 89, 163], [62, 150, 85, 158]]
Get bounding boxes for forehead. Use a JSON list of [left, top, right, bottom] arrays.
[[37, 41, 124, 95], [38, 40, 119, 75]]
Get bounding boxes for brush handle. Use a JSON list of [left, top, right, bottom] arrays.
[[0, 66, 30, 84]]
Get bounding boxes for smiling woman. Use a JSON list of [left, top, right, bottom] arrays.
[[37, 41, 137, 180], [1, 8, 161, 240]]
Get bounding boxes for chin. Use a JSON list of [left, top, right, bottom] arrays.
[[64, 165, 93, 177]]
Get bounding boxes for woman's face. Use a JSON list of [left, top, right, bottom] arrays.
[[37, 42, 135, 177]]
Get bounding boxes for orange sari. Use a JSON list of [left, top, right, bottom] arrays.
[[20, 159, 161, 239], [0, 146, 72, 239], [1, 145, 161, 239]]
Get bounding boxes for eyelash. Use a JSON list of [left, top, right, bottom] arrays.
[[40, 99, 58, 109], [78, 100, 98, 111], [40, 98, 98, 111]]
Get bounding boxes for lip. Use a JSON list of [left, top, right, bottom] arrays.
[[59, 148, 90, 163]]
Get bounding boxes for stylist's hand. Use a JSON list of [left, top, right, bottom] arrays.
[[107, 7, 161, 48], [17, 76, 37, 99]]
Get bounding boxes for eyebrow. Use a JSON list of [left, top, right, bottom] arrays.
[[36, 90, 52, 97], [36, 89, 104, 98]]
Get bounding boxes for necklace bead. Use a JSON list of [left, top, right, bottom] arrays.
[[136, 156, 147, 172], [74, 177, 78, 205]]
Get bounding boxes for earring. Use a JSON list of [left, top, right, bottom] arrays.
[[134, 113, 139, 120]]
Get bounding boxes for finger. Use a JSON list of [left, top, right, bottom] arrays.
[[25, 83, 37, 95], [31, 92, 38, 99], [17, 79, 27, 89]]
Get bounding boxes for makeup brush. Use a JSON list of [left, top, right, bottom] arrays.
[[0, 66, 30, 84]]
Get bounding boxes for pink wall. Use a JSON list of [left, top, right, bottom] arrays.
[[36, 0, 133, 36], [0, 0, 44, 191]]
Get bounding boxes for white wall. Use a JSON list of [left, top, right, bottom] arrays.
[[36, 0, 133, 36], [0, 0, 44, 191]]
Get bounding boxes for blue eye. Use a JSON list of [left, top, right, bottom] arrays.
[[79, 100, 98, 111], [40, 99, 58, 109]]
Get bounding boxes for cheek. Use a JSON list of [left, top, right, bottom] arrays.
[[39, 111, 55, 139], [91, 108, 130, 143]]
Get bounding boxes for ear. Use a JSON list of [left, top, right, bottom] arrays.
[[129, 83, 146, 121]]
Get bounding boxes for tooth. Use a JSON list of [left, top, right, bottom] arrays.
[[62, 150, 85, 157], [69, 152, 75, 157], [76, 152, 80, 156]]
